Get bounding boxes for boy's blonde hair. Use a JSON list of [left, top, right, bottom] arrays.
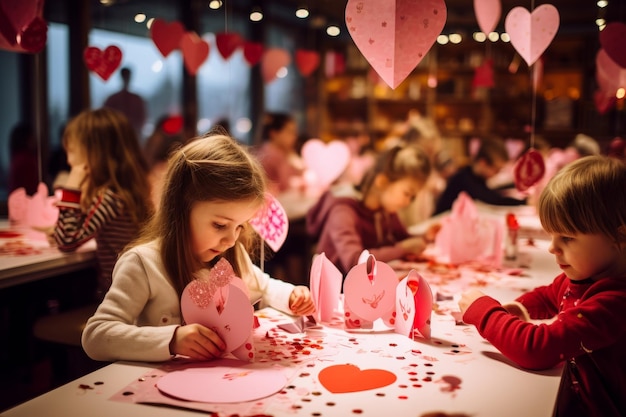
[[539, 155, 626, 243], [138, 133, 267, 295]]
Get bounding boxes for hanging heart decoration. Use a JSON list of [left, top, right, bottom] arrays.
[[83, 45, 122, 81], [215, 32, 244, 60], [513, 148, 545, 192], [180, 31, 210, 75], [150, 19, 185, 58], [295, 49, 320, 77], [301, 139, 351, 188], [473, 0, 501, 34], [0, 0, 47, 53], [504, 4, 560, 67], [345, 0, 447, 89], [599, 22, 626, 68], [261, 48, 291, 83], [596, 48, 626, 96], [249, 193, 289, 252], [243, 41, 264, 66]]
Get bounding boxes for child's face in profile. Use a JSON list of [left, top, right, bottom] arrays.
[[65, 136, 87, 168], [548, 231, 625, 281], [379, 177, 420, 213], [189, 198, 261, 264]]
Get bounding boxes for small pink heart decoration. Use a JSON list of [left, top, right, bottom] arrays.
[[243, 41, 264, 66], [473, 0, 501, 34], [249, 193, 289, 252], [150, 19, 185, 58], [345, 0, 447, 89], [83, 45, 122, 81], [261, 48, 291, 83], [301, 139, 351, 188], [295, 49, 320, 77], [180, 31, 209, 75], [599, 22, 626, 69], [215, 32, 244, 60], [504, 5, 560, 67]]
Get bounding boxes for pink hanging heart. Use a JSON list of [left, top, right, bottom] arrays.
[[150, 19, 185, 58], [243, 41, 264, 66], [599, 22, 626, 69], [473, 0, 501, 34], [295, 49, 320, 77], [504, 5, 560, 67], [261, 48, 291, 83], [514, 148, 545, 192], [345, 0, 447, 89], [180, 31, 209, 75], [215, 32, 244, 60], [249, 193, 289, 252], [596, 49, 626, 96], [301, 139, 351, 188], [83, 45, 122, 81]]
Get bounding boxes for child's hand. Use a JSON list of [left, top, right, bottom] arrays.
[[289, 286, 316, 316], [458, 289, 486, 315], [169, 323, 226, 360], [398, 236, 428, 255]]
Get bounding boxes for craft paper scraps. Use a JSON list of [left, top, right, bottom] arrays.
[[504, 4, 560, 67]]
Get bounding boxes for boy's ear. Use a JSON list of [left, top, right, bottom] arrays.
[[373, 173, 389, 188]]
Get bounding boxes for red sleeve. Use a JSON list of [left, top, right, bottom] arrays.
[[514, 274, 567, 319]]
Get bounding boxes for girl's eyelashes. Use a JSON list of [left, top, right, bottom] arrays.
[[213, 222, 226, 230]]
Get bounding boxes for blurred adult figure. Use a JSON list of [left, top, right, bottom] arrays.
[[104, 67, 147, 139]]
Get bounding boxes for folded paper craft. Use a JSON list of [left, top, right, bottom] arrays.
[[309, 252, 342, 323]]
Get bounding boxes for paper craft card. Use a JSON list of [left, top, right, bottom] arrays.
[[309, 252, 342, 323], [395, 270, 433, 339]]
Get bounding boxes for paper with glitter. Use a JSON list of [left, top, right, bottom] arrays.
[[249, 193, 289, 252]]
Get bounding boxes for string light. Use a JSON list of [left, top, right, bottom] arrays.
[[208, 0, 223, 9], [326, 25, 340, 37], [250, 7, 263, 22], [296, 6, 309, 18]]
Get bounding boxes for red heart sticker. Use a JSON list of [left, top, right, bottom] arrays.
[[180, 31, 209, 75], [295, 49, 320, 77], [243, 41, 263, 66], [17, 16, 47, 53], [150, 19, 185, 58], [215, 32, 243, 60], [513, 148, 545, 192], [83, 45, 122, 81], [319, 364, 397, 393]]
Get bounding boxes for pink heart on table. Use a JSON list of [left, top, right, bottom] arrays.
[[301, 139, 351, 188], [150, 19, 185, 58], [596, 48, 626, 96], [504, 5, 560, 67], [473, 0, 501, 34], [83, 45, 122, 81], [319, 364, 397, 393], [215, 32, 244, 60], [261, 48, 291, 83], [343, 255, 398, 322], [295, 49, 320, 77], [395, 270, 433, 339], [249, 193, 289, 252], [180, 31, 209, 75], [242, 41, 263, 66], [599, 22, 626, 69], [309, 252, 343, 323], [345, 0, 447, 89]]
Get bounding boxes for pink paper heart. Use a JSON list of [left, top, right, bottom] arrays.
[[83, 45, 122, 81], [599, 22, 626, 69], [243, 41, 264, 66], [309, 252, 343, 323], [596, 48, 626, 96], [150, 19, 185, 58], [180, 31, 209, 75], [295, 49, 320, 77], [473, 0, 501, 34], [343, 255, 397, 322], [215, 32, 244, 60], [261, 48, 291, 83], [345, 0, 447, 89], [406, 270, 432, 339], [249, 193, 289, 252], [504, 5, 560, 67], [301, 139, 351, 187]]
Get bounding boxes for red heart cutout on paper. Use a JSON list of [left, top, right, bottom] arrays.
[[150, 19, 185, 57], [319, 364, 397, 393], [599, 22, 626, 69], [83, 45, 122, 81], [17, 16, 47, 53], [513, 148, 545, 192], [243, 41, 263, 66], [180, 31, 209, 75], [216, 32, 243, 60], [295, 49, 320, 77]]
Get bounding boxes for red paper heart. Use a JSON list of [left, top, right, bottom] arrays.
[[599, 22, 626, 69], [150, 19, 185, 58], [83, 45, 122, 81], [216, 32, 243, 60], [513, 148, 545, 192], [17, 16, 47, 53], [295, 49, 320, 77], [0, 0, 46, 53], [243, 41, 263, 66], [319, 364, 397, 393], [261, 48, 291, 83], [180, 31, 209, 75]]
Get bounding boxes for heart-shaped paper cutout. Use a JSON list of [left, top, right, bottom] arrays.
[[180, 31, 209, 75], [596, 48, 626, 96], [301, 139, 351, 188], [150, 19, 185, 58], [249, 193, 289, 252], [319, 364, 397, 393], [403, 270, 433, 339], [0, 0, 46, 53], [345, 0, 447, 89], [83, 45, 122, 81], [473, 0, 501, 34], [215, 32, 243, 60], [261, 48, 291, 83], [504, 5, 559, 67], [17, 16, 47, 53], [295, 49, 320, 77], [599, 22, 626, 69], [243, 41, 264, 66], [309, 252, 343, 323], [157, 359, 287, 403], [343, 254, 398, 322], [514, 148, 545, 192]]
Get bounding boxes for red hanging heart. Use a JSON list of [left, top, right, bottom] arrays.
[[215, 32, 243, 60], [243, 41, 263, 66], [17, 16, 47, 53], [83, 45, 122, 81], [150, 19, 185, 58], [295, 49, 320, 77], [180, 31, 209, 75], [599, 22, 626, 69], [513, 148, 545, 192]]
